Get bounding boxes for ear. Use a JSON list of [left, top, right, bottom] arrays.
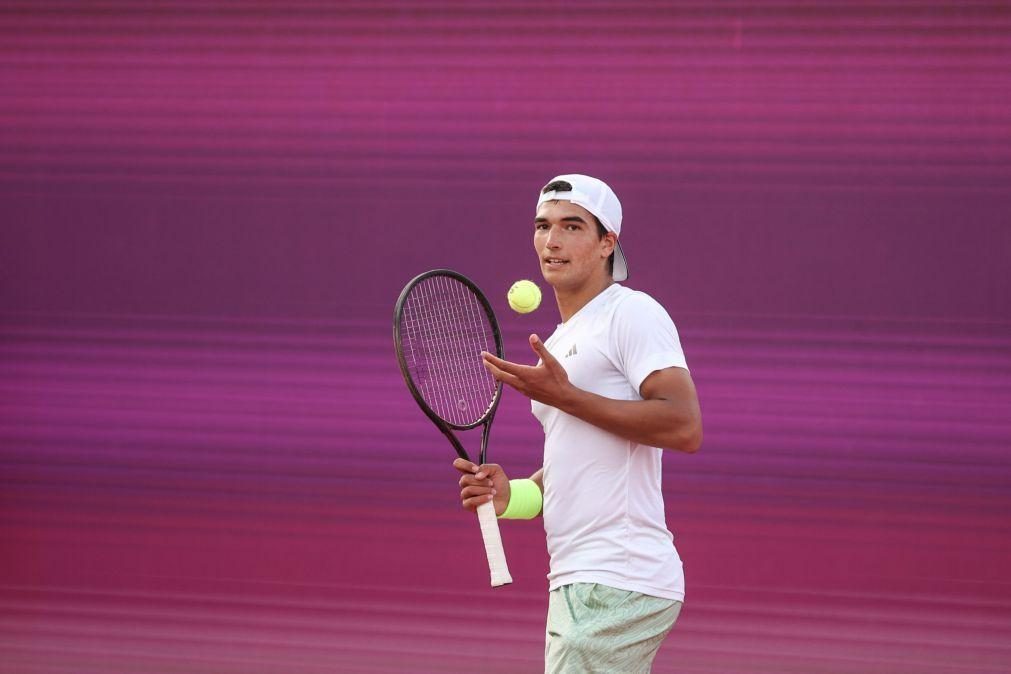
[[601, 232, 617, 258]]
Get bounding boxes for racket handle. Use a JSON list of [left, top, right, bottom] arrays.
[[476, 501, 513, 587]]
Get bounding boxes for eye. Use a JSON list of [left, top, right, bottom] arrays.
[[535, 223, 549, 230], [566, 223, 580, 231]]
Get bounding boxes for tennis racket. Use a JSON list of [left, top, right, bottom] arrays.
[[393, 269, 513, 587]]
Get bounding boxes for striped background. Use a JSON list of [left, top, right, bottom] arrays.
[[2, 2, 1010, 672]]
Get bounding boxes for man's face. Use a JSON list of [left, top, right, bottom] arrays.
[[534, 200, 616, 291]]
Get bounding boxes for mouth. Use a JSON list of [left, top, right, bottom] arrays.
[[543, 257, 569, 269]]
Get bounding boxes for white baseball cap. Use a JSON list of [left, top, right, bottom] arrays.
[[536, 174, 627, 281]]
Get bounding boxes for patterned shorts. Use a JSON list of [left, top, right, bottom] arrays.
[[545, 583, 682, 673]]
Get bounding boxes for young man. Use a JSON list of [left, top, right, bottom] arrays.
[[455, 174, 702, 673]]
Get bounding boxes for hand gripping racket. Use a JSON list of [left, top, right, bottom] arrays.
[[393, 269, 513, 587]]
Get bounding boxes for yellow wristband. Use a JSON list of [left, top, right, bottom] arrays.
[[499, 479, 542, 520]]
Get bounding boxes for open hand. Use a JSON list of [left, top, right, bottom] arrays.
[[481, 334, 574, 408]]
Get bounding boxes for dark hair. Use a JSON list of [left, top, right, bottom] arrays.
[[540, 180, 615, 275]]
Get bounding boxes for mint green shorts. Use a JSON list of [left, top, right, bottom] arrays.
[[545, 583, 682, 673]]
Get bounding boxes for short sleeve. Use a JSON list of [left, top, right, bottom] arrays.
[[611, 292, 689, 394]]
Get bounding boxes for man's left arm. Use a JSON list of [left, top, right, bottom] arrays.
[[482, 335, 703, 453]]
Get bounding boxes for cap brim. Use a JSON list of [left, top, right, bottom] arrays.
[[613, 240, 628, 282]]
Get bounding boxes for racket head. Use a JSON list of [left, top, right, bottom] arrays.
[[393, 269, 504, 432]]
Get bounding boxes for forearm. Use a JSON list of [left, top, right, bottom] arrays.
[[500, 467, 543, 520], [526, 468, 544, 518], [557, 387, 702, 453], [529, 468, 544, 492]]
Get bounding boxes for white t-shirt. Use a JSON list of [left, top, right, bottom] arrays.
[[531, 284, 688, 601]]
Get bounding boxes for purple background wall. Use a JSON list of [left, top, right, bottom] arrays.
[[2, 2, 1010, 672]]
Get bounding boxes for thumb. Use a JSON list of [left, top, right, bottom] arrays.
[[453, 458, 480, 475], [476, 463, 505, 480], [529, 334, 558, 366], [529, 334, 551, 359]]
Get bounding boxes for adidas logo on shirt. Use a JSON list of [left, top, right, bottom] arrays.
[[564, 343, 578, 358]]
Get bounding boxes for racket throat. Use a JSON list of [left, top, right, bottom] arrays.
[[439, 425, 470, 462], [479, 422, 492, 466]]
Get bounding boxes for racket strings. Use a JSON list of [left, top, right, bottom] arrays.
[[399, 275, 498, 426], [408, 276, 495, 423], [415, 277, 481, 417]]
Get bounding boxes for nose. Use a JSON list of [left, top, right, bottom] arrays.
[[544, 225, 561, 249]]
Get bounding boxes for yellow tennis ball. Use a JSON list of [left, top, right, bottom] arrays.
[[508, 280, 542, 314]]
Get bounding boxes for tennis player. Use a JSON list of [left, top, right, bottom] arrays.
[[455, 174, 703, 673]]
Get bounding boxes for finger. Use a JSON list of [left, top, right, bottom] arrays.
[[459, 474, 494, 488], [453, 458, 480, 475], [481, 351, 529, 376], [528, 334, 557, 363], [461, 485, 496, 499], [482, 359, 526, 390], [529, 334, 567, 374], [463, 494, 496, 511], [475, 463, 502, 481]]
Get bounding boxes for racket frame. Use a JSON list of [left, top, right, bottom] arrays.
[[393, 268, 505, 466]]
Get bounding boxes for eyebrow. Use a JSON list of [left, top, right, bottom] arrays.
[[534, 215, 588, 224]]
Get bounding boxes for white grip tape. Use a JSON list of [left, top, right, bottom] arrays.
[[476, 501, 513, 587]]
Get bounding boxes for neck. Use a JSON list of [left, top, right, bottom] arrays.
[[553, 275, 615, 323]]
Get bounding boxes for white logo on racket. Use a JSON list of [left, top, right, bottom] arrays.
[[458, 399, 467, 411]]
